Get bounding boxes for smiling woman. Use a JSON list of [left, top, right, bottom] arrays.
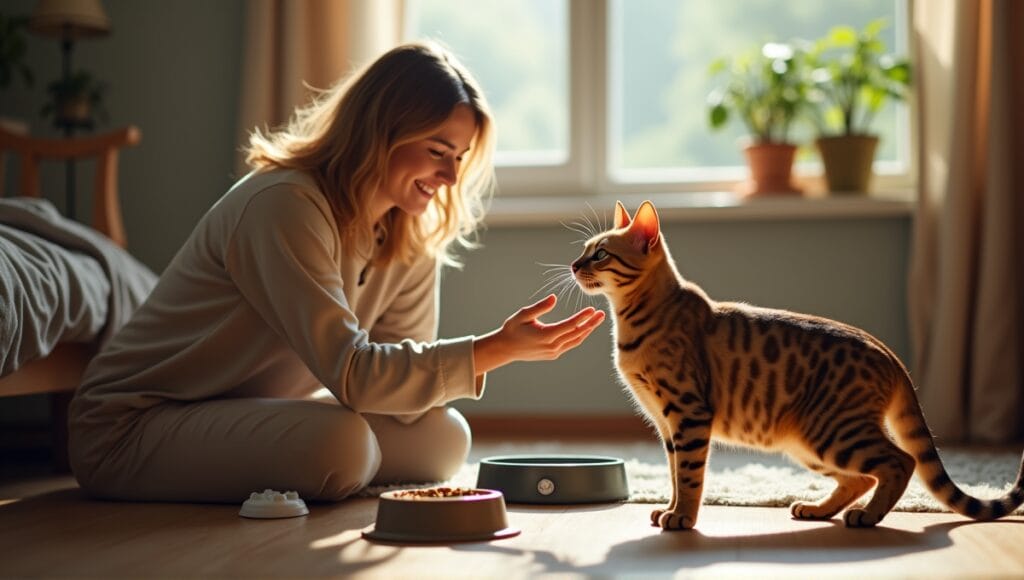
[[371, 104, 478, 221], [65, 41, 605, 505]]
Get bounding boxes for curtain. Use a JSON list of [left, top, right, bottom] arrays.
[[909, 0, 1024, 443], [235, 0, 404, 173]]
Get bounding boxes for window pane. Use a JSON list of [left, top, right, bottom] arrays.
[[610, 0, 909, 178], [405, 0, 569, 166]]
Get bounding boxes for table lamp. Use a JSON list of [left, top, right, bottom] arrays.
[[28, 0, 110, 219]]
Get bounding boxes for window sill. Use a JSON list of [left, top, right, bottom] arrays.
[[482, 190, 915, 227]]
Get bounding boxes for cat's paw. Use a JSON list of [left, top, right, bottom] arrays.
[[790, 501, 838, 520], [657, 511, 696, 531], [650, 508, 666, 526], [842, 508, 880, 528]]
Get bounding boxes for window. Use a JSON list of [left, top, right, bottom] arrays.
[[405, 0, 912, 197]]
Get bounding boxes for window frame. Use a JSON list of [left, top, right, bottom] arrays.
[[491, 0, 917, 199]]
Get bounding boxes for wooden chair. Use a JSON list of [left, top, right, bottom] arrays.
[[0, 125, 142, 469], [0, 125, 141, 247]]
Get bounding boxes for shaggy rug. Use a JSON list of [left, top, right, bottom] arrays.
[[360, 441, 1024, 514]]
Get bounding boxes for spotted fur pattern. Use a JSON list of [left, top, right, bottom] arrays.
[[571, 200, 1024, 530]]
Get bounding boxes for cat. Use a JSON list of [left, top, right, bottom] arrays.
[[570, 200, 1024, 530]]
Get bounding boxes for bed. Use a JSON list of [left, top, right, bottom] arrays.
[[0, 125, 156, 467]]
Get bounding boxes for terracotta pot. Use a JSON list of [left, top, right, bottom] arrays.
[[816, 134, 879, 194], [738, 142, 802, 197], [57, 97, 92, 124]]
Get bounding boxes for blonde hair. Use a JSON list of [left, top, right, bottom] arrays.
[[245, 41, 495, 267]]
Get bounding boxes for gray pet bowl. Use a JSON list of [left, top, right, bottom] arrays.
[[476, 454, 629, 504]]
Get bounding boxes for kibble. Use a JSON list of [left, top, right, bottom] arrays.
[[394, 487, 489, 499]]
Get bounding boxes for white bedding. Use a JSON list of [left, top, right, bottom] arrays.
[[0, 197, 157, 376]]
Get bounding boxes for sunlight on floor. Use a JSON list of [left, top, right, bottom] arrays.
[[308, 529, 363, 550]]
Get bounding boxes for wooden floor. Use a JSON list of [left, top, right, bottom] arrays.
[[2, 443, 1023, 579]]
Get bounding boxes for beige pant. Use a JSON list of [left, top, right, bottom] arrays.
[[71, 399, 471, 503]]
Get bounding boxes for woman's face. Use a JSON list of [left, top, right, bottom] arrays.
[[374, 103, 477, 219]]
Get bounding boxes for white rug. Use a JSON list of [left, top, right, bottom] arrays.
[[360, 441, 1024, 515]]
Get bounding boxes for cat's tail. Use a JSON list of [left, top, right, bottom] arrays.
[[889, 372, 1024, 520]]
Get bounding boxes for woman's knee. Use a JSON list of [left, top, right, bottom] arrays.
[[365, 406, 472, 484], [302, 407, 382, 500], [423, 407, 472, 478]]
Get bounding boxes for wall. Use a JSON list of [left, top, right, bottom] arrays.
[[1, 1, 912, 426]]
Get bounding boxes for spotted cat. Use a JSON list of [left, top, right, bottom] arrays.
[[571, 200, 1024, 529]]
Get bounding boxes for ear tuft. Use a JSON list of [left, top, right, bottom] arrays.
[[614, 200, 631, 229]]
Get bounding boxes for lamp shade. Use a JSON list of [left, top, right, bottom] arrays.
[[29, 0, 111, 39]]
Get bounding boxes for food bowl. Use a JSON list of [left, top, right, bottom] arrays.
[[476, 454, 629, 504], [361, 487, 520, 543]]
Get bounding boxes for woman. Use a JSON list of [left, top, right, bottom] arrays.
[[68, 41, 605, 503]]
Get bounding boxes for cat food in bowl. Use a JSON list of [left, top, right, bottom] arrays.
[[361, 487, 520, 543], [477, 455, 629, 504]]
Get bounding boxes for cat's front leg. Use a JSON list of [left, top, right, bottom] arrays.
[[658, 414, 712, 531], [651, 436, 679, 526]]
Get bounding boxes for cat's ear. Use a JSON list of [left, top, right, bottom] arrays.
[[614, 200, 632, 229], [628, 200, 660, 253]]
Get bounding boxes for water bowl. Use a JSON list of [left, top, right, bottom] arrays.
[[476, 455, 629, 504]]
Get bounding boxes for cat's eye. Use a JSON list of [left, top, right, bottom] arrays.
[[593, 248, 609, 261]]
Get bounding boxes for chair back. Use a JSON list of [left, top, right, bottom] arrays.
[[0, 125, 141, 247]]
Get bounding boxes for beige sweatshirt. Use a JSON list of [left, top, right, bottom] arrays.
[[69, 168, 484, 463]]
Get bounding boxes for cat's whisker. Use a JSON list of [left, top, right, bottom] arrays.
[[586, 202, 607, 234], [557, 279, 583, 309], [529, 278, 563, 301], [530, 268, 575, 300], [536, 262, 570, 275], [561, 220, 596, 246], [539, 273, 571, 296], [538, 267, 568, 277], [579, 212, 598, 241], [560, 220, 592, 241], [549, 274, 585, 311]]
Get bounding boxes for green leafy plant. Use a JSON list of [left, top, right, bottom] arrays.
[[0, 13, 33, 91], [706, 41, 811, 144], [805, 19, 911, 136], [40, 70, 108, 126]]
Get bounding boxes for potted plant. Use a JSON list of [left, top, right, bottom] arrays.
[[805, 19, 911, 193], [40, 69, 108, 129], [0, 14, 33, 93], [0, 13, 33, 134], [707, 41, 811, 197]]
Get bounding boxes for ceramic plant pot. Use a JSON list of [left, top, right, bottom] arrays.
[[738, 141, 802, 197], [816, 134, 879, 194]]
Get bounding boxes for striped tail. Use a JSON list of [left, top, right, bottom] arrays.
[[889, 373, 1024, 520]]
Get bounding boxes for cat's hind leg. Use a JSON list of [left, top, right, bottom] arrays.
[[840, 435, 914, 527], [790, 469, 875, 520], [815, 424, 915, 527]]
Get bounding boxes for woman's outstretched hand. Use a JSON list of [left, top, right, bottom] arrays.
[[472, 294, 606, 376]]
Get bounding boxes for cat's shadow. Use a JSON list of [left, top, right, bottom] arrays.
[[454, 515, 1022, 575], [591, 519, 963, 568]]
